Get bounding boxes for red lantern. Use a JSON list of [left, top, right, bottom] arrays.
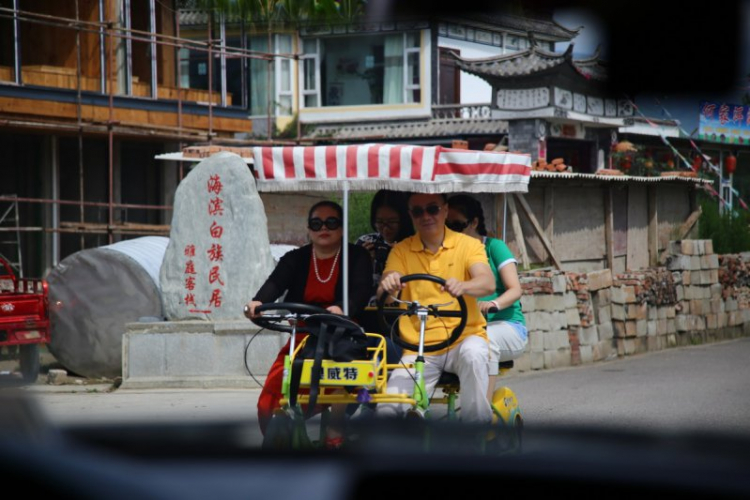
[[725, 154, 737, 176], [692, 155, 702, 172]]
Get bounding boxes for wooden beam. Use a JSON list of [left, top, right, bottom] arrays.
[[506, 194, 530, 270], [513, 193, 562, 271], [648, 186, 658, 267], [494, 194, 505, 241], [604, 187, 614, 270], [659, 207, 702, 264], [543, 186, 554, 265]]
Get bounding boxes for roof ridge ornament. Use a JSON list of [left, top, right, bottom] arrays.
[[563, 43, 575, 61]]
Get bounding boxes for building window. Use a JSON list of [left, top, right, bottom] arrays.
[[301, 39, 320, 107], [275, 34, 293, 116], [302, 32, 421, 108]]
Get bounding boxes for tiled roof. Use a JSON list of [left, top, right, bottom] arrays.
[[453, 13, 580, 41], [452, 44, 608, 82], [531, 171, 712, 184], [304, 118, 508, 141]]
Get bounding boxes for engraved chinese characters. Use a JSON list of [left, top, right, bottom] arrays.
[[160, 153, 275, 320]]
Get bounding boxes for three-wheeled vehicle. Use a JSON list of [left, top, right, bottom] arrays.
[[248, 143, 531, 452]]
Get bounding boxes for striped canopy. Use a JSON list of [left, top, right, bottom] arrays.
[[252, 144, 531, 194]]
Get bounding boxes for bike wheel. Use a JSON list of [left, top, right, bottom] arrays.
[[261, 413, 293, 451]]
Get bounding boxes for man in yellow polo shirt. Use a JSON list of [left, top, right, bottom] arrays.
[[376, 192, 495, 424]]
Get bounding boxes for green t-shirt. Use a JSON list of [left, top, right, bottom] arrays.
[[481, 237, 525, 325]]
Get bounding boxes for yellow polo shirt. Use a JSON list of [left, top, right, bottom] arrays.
[[383, 227, 489, 354]]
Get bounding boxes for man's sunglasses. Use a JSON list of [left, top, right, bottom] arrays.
[[409, 204, 443, 218], [308, 217, 342, 231], [446, 220, 470, 232]]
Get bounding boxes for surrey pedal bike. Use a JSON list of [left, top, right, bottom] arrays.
[[250, 273, 523, 453]]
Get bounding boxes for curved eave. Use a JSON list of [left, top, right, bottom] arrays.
[[452, 45, 608, 84], [531, 171, 713, 184], [452, 13, 581, 41]]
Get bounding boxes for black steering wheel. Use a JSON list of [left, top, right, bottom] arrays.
[[376, 273, 467, 353], [248, 302, 330, 333]]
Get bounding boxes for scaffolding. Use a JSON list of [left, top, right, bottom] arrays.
[[0, 1, 299, 275]]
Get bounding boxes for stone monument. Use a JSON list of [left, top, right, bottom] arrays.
[[122, 152, 283, 389], [160, 152, 275, 320]]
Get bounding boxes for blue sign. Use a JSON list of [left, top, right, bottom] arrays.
[[698, 101, 750, 144]]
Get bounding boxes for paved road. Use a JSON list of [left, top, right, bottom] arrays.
[[8, 337, 750, 444]]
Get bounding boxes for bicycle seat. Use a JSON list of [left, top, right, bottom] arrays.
[[438, 360, 515, 387], [437, 371, 460, 386]]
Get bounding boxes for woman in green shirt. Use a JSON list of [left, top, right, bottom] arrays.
[[447, 194, 527, 400]]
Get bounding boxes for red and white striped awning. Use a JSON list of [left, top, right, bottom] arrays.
[[252, 144, 531, 194]]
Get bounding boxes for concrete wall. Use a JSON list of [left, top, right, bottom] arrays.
[[260, 192, 334, 246]]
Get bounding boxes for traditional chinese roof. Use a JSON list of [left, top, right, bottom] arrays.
[[451, 43, 608, 84], [452, 12, 580, 41], [303, 117, 508, 142]]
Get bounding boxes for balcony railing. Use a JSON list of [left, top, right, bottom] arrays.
[[432, 104, 492, 120]]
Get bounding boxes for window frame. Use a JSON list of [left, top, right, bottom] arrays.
[[300, 31, 422, 109]]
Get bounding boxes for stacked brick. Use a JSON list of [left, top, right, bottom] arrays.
[[580, 269, 616, 363], [513, 239, 750, 373], [665, 240, 730, 337], [182, 146, 254, 158], [610, 268, 677, 356], [718, 253, 750, 303], [518, 271, 573, 371]]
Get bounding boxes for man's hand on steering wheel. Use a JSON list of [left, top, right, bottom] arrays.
[[326, 305, 344, 315], [380, 271, 405, 297], [376, 273, 468, 353], [441, 277, 469, 298]]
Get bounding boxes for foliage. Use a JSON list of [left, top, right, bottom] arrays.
[[697, 198, 750, 254], [189, 0, 367, 27], [275, 113, 300, 139], [331, 191, 375, 243]]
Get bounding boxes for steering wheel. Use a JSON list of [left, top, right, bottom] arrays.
[[248, 302, 330, 333], [376, 273, 467, 353]]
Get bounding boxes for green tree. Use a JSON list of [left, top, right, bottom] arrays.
[[698, 198, 750, 254]]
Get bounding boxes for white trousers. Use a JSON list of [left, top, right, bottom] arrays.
[[486, 321, 528, 375], [376, 335, 492, 424]]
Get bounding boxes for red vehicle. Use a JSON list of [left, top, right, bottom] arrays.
[[0, 256, 49, 383]]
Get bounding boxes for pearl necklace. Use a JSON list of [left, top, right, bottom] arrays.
[[313, 246, 341, 283]]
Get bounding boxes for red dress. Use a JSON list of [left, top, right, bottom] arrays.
[[257, 254, 339, 435]]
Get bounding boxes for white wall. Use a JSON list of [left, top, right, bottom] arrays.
[[438, 37, 503, 104]]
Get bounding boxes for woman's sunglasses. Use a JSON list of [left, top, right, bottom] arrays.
[[308, 217, 342, 231], [408, 204, 443, 218], [446, 220, 470, 232]]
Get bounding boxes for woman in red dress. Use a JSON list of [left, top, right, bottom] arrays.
[[244, 201, 372, 444]]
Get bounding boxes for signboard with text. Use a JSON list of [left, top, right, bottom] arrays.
[[698, 101, 750, 144]]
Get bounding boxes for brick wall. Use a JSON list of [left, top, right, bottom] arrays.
[[514, 239, 750, 372]]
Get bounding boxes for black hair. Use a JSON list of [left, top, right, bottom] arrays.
[[370, 190, 414, 240], [406, 192, 449, 204], [447, 194, 488, 236], [308, 200, 343, 221]]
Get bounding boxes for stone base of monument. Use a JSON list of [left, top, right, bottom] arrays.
[[121, 320, 287, 389]]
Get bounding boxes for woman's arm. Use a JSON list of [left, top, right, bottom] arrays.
[[479, 240, 522, 314], [492, 262, 522, 310], [251, 249, 299, 304]]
